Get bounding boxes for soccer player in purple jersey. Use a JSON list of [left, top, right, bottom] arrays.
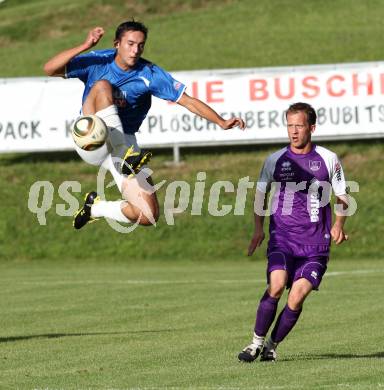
[[238, 102, 349, 362], [44, 21, 245, 230]]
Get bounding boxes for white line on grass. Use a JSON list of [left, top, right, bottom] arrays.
[[1, 268, 383, 286], [326, 269, 384, 276], [68, 384, 382, 390]]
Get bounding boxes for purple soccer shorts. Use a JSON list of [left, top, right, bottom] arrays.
[[266, 243, 329, 290]]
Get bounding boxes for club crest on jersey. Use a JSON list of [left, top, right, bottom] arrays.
[[173, 81, 182, 90], [309, 160, 321, 171]]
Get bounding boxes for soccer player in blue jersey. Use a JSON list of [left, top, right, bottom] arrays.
[[238, 102, 349, 362], [44, 21, 245, 229]]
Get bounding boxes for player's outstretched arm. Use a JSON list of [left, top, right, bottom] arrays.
[[177, 92, 245, 130], [331, 196, 349, 245], [43, 27, 104, 77]]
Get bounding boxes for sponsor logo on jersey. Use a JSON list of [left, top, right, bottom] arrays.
[[309, 192, 320, 222], [335, 162, 342, 181], [309, 160, 321, 171], [279, 161, 294, 180], [281, 161, 292, 172], [279, 172, 295, 180]]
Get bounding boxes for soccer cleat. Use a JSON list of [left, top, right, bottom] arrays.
[[238, 343, 262, 362], [260, 347, 277, 362], [121, 145, 152, 176], [73, 191, 100, 230], [260, 343, 277, 362]]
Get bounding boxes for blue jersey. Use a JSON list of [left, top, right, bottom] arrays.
[[66, 49, 186, 134]]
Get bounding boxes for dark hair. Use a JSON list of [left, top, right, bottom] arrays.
[[286, 102, 317, 126], [114, 20, 148, 41]]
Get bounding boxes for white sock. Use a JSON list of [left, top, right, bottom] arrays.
[[101, 153, 124, 192], [252, 332, 265, 347], [96, 105, 126, 156], [91, 200, 131, 223]]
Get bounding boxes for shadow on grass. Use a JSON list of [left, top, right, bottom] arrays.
[[0, 151, 80, 165], [315, 352, 384, 359], [281, 352, 384, 361], [0, 329, 177, 343]]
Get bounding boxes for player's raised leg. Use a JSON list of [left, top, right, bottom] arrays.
[[74, 79, 159, 229]]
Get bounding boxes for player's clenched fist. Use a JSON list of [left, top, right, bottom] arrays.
[[221, 117, 246, 130], [84, 27, 104, 49], [330, 224, 349, 245]]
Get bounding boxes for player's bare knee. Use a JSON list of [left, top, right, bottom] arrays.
[[268, 285, 285, 299], [92, 79, 113, 93], [140, 204, 159, 225], [137, 217, 153, 226], [152, 208, 159, 223], [121, 203, 139, 222], [152, 202, 160, 222], [287, 292, 306, 311], [123, 205, 158, 226], [140, 197, 159, 223], [136, 213, 157, 226], [83, 80, 114, 114], [287, 300, 303, 311]]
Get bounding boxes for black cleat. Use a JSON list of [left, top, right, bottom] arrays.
[[73, 191, 100, 230], [121, 146, 152, 176], [238, 344, 262, 362], [260, 346, 277, 362]]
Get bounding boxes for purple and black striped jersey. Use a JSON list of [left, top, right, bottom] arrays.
[[66, 49, 186, 134], [258, 145, 347, 246]]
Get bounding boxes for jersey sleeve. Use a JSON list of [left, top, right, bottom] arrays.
[[148, 64, 186, 102], [330, 155, 347, 197], [256, 157, 274, 193], [65, 52, 96, 82], [256, 148, 286, 192]]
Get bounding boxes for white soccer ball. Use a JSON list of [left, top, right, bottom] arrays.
[[72, 115, 108, 151]]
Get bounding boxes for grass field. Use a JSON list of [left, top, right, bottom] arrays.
[[1, 258, 384, 389], [1, 0, 384, 76], [1, 141, 383, 388]]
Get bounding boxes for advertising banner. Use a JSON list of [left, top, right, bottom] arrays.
[[1, 61, 383, 153]]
